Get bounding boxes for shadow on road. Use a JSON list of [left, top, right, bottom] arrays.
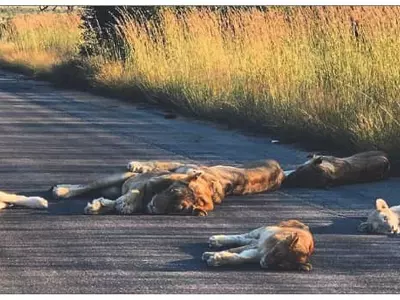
[[311, 217, 364, 235]]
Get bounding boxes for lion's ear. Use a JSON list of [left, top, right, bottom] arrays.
[[185, 170, 203, 182], [376, 198, 389, 211], [312, 157, 323, 165], [358, 222, 371, 233]]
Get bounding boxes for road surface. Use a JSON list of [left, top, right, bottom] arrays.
[[0, 70, 399, 293]]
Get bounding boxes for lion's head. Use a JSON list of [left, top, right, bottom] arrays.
[[284, 156, 332, 188], [146, 170, 208, 216], [260, 222, 314, 271], [358, 198, 399, 235]]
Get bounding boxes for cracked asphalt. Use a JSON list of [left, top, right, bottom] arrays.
[[0, 70, 399, 293]]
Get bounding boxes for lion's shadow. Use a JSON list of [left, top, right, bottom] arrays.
[[310, 216, 365, 235], [143, 242, 274, 273], [143, 217, 371, 272]]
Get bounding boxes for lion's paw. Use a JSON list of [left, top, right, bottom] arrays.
[[202, 252, 221, 266], [26, 197, 48, 209], [127, 161, 141, 172], [127, 161, 152, 173], [52, 184, 78, 199], [208, 235, 224, 248], [299, 262, 313, 272], [84, 198, 103, 215], [201, 251, 215, 261], [84, 198, 115, 215]]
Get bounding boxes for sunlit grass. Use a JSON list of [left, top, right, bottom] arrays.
[[104, 7, 400, 155], [0, 12, 82, 71], [0, 7, 400, 158]]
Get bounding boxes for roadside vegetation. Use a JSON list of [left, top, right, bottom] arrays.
[[0, 6, 399, 159]]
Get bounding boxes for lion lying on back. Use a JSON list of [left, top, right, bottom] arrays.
[[52, 159, 285, 216], [202, 219, 315, 271]]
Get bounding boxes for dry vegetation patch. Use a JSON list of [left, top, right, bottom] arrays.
[[0, 7, 399, 159]]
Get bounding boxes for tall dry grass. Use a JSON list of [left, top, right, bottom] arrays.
[[94, 6, 400, 155], [0, 12, 81, 72], [0, 7, 399, 158]]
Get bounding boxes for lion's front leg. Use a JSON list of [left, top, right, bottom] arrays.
[[208, 227, 264, 248], [202, 248, 260, 267], [208, 234, 255, 248], [114, 189, 142, 214]]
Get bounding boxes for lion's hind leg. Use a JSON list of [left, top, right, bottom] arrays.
[[0, 191, 48, 209], [53, 172, 134, 199]]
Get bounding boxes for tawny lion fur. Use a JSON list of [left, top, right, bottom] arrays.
[[52, 159, 285, 216], [202, 219, 315, 271], [284, 151, 390, 188]]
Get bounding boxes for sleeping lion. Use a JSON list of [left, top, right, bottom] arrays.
[[52, 159, 285, 216], [202, 219, 314, 271], [283, 151, 390, 188], [358, 198, 400, 235]]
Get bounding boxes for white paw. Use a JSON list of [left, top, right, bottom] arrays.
[[84, 199, 103, 215], [127, 161, 138, 172], [201, 251, 215, 261], [203, 252, 221, 267], [26, 197, 48, 209], [127, 161, 149, 173], [52, 184, 76, 199], [208, 235, 224, 248]]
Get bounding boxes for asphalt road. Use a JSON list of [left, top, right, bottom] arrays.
[[0, 70, 399, 294]]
